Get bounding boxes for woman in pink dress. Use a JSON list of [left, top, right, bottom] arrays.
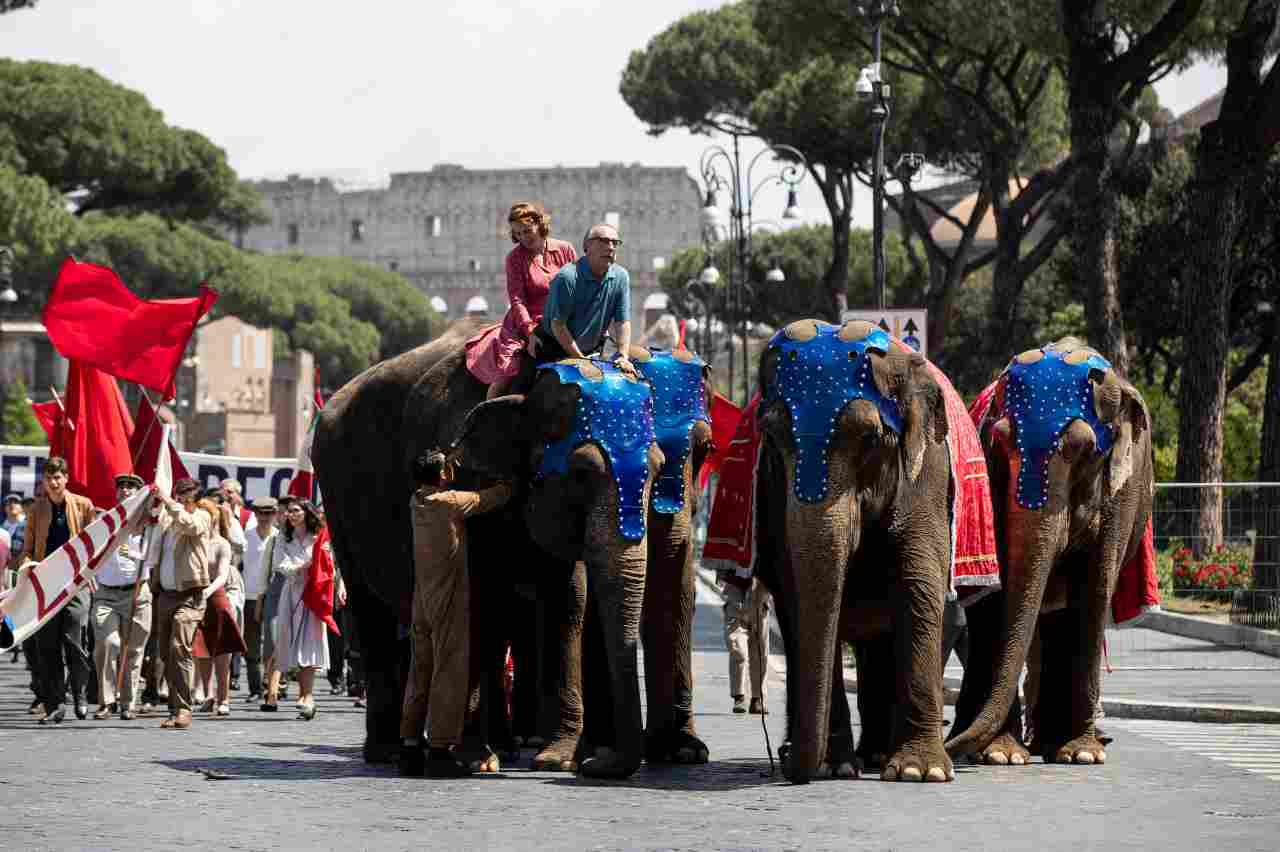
[[465, 202, 577, 398]]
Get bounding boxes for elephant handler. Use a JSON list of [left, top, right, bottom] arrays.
[[532, 222, 639, 378], [400, 450, 513, 778]]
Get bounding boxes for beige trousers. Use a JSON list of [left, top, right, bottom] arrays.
[[723, 579, 770, 701], [92, 585, 152, 710], [153, 589, 206, 715], [400, 555, 469, 747]]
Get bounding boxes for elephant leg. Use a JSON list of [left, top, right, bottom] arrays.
[[351, 584, 404, 764], [642, 514, 707, 766], [577, 549, 646, 780], [882, 559, 953, 783], [853, 635, 893, 770], [827, 648, 857, 778], [953, 590, 1028, 766], [532, 560, 585, 772], [1033, 607, 1078, 760]]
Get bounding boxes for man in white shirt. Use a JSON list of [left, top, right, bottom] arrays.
[[91, 474, 151, 720], [240, 497, 279, 703]]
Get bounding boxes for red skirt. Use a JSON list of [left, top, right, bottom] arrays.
[[194, 588, 247, 658]]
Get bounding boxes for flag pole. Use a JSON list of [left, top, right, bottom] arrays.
[[128, 385, 162, 473], [49, 385, 74, 431]]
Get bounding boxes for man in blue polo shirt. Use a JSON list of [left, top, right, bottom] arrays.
[[534, 222, 636, 376]]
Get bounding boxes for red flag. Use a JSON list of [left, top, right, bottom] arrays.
[[29, 400, 62, 443], [50, 361, 136, 509], [698, 392, 743, 493], [128, 394, 189, 485], [304, 525, 340, 635], [42, 258, 218, 399]]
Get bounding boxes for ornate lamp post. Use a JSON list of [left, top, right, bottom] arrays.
[[698, 137, 807, 402]]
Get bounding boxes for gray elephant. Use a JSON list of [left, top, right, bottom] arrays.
[[315, 325, 712, 777], [752, 318, 955, 784], [947, 338, 1153, 766], [454, 345, 714, 773]]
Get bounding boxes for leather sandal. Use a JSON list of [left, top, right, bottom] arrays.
[[93, 706, 113, 720]]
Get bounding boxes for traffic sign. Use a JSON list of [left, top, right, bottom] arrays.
[[840, 308, 928, 356]]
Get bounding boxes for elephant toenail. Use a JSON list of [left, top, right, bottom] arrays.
[[1096, 751, 1106, 763], [987, 751, 1009, 765], [900, 766, 923, 781], [1075, 751, 1095, 765], [881, 766, 899, 781], [926, 767, 947, 782], [1010, 754, 1026, 766]]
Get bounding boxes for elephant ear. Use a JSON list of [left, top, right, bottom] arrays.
[[1091, 370, 1150, 497], [455, 395, 530, 477], [870, 351, 948, 484]]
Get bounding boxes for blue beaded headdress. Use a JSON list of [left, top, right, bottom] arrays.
[[763, 322, 903, 503], [536, 361, 656, 541], [1000, 347, 1116, 509], [636, 351, 709, 515]]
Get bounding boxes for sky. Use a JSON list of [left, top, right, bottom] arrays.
[[0, 1, 1228, 229]]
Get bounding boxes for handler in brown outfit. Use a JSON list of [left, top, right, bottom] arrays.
[[400, 450, 512, 778], [145, 478, 212, 729]]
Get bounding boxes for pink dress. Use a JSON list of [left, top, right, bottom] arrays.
[[465, 238, 577, 384]]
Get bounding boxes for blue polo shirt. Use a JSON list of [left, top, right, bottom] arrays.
[[540, 257, 631, 355]]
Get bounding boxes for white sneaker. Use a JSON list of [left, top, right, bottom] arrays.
[[215, 704, 231, 717]]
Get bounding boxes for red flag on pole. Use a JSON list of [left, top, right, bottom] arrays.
[[288, 393, 324, 501], [42, 258, 218, 399], [303, 525, 340, 636], [129, 394, 189, 485], [29, 400, 62, 443], [50, 361, 136, 509]]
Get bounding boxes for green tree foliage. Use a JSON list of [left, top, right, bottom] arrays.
[[0, 59, 241, 224], [0, 378, 45, 446], [622, 1, 930, 320], [0, 164, 80, 275]]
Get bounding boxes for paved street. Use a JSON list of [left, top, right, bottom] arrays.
[[2, 596, 1279, 852]]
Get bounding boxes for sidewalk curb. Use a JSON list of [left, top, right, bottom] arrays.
[[1138, 610, 1280, 659], [838, 675, 1280, 724]]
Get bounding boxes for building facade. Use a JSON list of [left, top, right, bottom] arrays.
[[174, 315, 314, 458], [238, 163, 703, 323]]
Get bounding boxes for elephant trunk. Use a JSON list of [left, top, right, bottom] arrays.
[[579, 512, 648, 779], [945, 448, 1074, 758], [784, 496, 854, 783]]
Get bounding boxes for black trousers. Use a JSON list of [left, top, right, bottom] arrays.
[[36, 591, 91, 709]]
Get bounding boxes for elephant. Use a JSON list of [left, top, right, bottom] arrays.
[[752, 318, 956, 784], [946, 337, 1153, 767], [453, 345, 714, 775], [313, 321, 712, 776]]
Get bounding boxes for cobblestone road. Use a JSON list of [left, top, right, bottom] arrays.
[[2, 600, 1278, 851]]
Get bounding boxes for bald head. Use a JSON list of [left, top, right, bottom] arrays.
[[583, 223, 621, 278]]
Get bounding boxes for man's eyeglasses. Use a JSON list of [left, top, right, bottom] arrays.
[[590, 237, 623, 248]]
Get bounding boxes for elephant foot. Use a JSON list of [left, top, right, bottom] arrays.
[[645, 728, 709, 765], [578, 746, 640, 780], [982, 733, 1031, 767], [532, 735, 581, 772], [1050, 734, 1107, 765], [828, 735, 859, 779], [881, 734, 955, 783]]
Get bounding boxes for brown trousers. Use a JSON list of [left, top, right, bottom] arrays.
[[399, 554, 469, 746], [153, 589, 206, 714]]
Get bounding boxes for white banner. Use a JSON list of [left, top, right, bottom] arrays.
[[0, 445, 301, 503], [1, 486, 156, 649]]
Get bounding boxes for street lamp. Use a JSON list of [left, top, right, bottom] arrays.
[[855, 0, 899, 312], [699, 137, 808, 403]]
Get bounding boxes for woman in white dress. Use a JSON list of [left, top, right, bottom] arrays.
[[273, 500, 328, 720]]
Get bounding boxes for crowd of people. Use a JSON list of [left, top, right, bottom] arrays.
[[2, 464, 363, 729]]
